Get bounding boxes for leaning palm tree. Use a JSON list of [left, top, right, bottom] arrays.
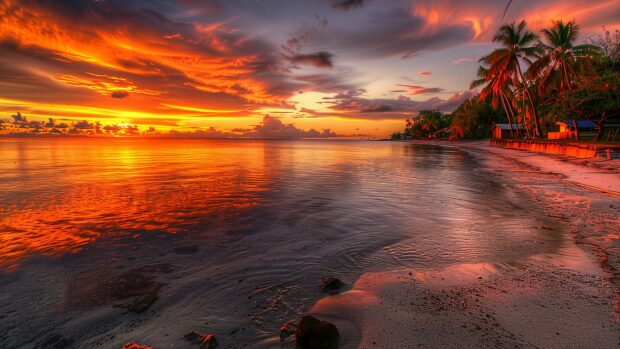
[[482, 21, 542, 137], [528, 20, 601, 95], [471, 66, 520, 137]]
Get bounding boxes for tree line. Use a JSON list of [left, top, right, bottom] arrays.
[[394, 21, 620, 141]]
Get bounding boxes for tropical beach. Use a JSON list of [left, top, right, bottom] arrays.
[[1, 138, 619, 348], [310, 141, 620, 348], [1, 1, 620, 349]]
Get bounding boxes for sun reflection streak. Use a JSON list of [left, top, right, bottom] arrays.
[[0, 139, 272, 271]]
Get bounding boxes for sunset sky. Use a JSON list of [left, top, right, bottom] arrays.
[[1, 0, 619, 138]]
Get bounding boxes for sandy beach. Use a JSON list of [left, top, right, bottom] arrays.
[[307, 141, 620, 349]]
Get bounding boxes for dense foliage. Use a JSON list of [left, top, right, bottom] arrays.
[[396, 22, 620, 141], [397, 110, 452, 139]]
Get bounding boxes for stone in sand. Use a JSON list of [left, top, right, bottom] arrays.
[[65, 263, 174, 309], [295, 315, 339, 349], [122, 342, 152, 349], [280, 320, 298, 341], [127, 294, 158, 313], [184, 331, 218, 348], [320, 277, 344, 293]]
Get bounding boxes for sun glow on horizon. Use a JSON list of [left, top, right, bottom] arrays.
[[0, 0, 618, 138]]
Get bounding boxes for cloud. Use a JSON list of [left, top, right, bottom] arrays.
[[0, 0, 297, 110], [361, 104, 393, 112], [111, 91, 130, 99], [72, 120, 95, 129], [166, 115, 338, 139], [294, 73, 358, 93], [453, 57, 478, 64], [1, 0, 618, 137], [419, 71, 432, 76], [332, 7, 475, 58], [324, 89, 477, 119], [396, 84, 444, 95], [289, 51, 335, 68], [251, 115, 337, 138], [332, 0, 365, 11]]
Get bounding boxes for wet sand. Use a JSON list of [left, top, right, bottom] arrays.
[[307, 141, 620, 349]]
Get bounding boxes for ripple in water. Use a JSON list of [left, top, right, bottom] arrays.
[[0, 138, 562, 348]]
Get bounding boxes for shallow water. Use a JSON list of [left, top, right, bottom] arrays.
[[0, 138, 565, 348]]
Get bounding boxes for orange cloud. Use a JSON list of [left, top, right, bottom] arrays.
[[52, 73, 164, 97], [0, 0, 290, 107]]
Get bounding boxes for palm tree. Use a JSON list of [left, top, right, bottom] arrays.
[[451, 99, 474, 139], [483, 21, 542, 137], [471, 66, 520, 138], [528, 20, 601, 94]]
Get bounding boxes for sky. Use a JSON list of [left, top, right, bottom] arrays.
[[1, 0, 619, 138]]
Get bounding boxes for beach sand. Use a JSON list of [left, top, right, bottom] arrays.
[[307, 141, 620, 349]]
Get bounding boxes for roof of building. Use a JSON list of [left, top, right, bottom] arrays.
[[557, 120, 597, 128], [494, 123, 523, 130]]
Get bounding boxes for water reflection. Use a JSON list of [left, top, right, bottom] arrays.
[[0, 138, 563, 348], [0, 139, 271, 270]]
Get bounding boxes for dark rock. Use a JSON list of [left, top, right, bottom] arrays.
[[122, 342, 152, 349], [295, 315, 339, 349], [280, 320, 298, 341], [320, 277, 344, 293], [64, 263, 173, 309], [127, 294, 158, 313], [174, 245, 199, 255], [35, 333, 73, 349], [184, 331, 218, 348]]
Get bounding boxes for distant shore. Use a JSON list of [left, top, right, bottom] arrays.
[[308, 140, 620, 348]]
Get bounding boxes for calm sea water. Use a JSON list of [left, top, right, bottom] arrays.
[[0, 138, 562, 348]]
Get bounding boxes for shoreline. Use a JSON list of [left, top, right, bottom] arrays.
[[2, 140, 618, 348], [307, 140, 620, 348]]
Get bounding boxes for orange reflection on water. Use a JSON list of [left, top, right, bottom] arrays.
[[0, 138, 273, 271]]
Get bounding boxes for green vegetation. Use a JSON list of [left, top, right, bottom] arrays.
[[395, 22, 620, 141], [394, 110, 452, 140]]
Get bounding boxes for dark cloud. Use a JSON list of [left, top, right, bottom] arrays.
[[294, 73, 357, 93], [396, 84, 444, 95], [289, 51, 334, 68], [110, 91, 129, 99], [332, 0, 365, 11], [332, 7, 475, 58], [361, 104, 393, 113], [251, 115, 337, 138], [325, 89, 477, 119], [73, 120, 95, 129], [166, 115, 338, 139]]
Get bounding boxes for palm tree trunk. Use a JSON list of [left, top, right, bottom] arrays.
[[594, 111, 607, 142], [562, 62, 573, 90], [522, 94, 531, 139], [516, 64, 541, 138], [500, 93, 515, 138], [504, 92, 521, 138]]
